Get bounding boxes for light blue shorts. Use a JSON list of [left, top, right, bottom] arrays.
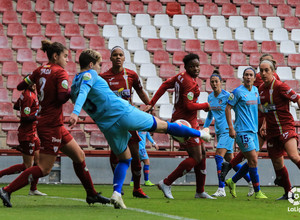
[[236, 132, 259, 153], [216, 133, 234, 154], [103, 107, 154, 155], [139, 147, 149, 161]]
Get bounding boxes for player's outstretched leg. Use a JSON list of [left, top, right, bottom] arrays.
[[220, 161, 231, 182], [225, 178, 237, 198], [0, 188, 12, 207], [158, 180, 174, 199]]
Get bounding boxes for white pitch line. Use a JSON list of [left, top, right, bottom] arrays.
[[16, 195, 197, 220]]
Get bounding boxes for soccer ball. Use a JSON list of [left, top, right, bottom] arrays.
[[171, 119, 191, 143]]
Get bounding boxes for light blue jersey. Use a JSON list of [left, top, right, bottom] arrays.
[[138, 131, 155, 160], [204, 89, 230, 134], [227, 85, 260, 133], [71, 69, 134, 131]]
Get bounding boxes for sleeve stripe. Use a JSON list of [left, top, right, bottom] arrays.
[[24, 77, 33, 85]]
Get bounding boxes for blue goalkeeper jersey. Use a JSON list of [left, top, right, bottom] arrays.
[[71, 69, 133, 131], [227, 85, 260, 133], [204, 89, 230, 135]]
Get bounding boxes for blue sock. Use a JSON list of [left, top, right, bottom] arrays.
[[113, 158, 132, 193], [249, 167, 260, 192], [233, 164, 251, 183], [215, 155, 225, 188], [166, 121, 200, 137], [143, 165, 149, 181], [131, 176, 133, 182], [232, 162, 249, 183]]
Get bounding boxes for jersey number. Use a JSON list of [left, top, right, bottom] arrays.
[[174, 82, 180, 104], [239, 135, 249, 143], [38, 77, 46, 102]]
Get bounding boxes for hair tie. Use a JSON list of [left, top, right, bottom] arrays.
[[110, 46, 124, 55], [243, 67, 256, 76], [210, 74, 222, 81], [260, 60, 275, 70]]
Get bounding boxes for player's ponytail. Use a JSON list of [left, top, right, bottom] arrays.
[[41, 40, 67, 61]]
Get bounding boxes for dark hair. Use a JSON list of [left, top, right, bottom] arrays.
[[41, 40, 67, 61], [210, 70, 222, 81], [79, 49, 102, 69], [183, 53, 199, 67], [259, 53, 273, 62]]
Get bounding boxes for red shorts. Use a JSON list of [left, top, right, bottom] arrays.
[[17, 136, 40, 156], [179, 124, 203, 149], [267, 129, 298, 159], [128, 130, 141, 146], [37, 125, 73, 155]]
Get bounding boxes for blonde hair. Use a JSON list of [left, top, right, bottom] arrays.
[[260, 59, 276, 71]]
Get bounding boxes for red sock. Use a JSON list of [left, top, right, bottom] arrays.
[[230, 152, 244, 168], [131, 158, 141, 190], [0, 163, 26, 177], [296, 160, 300, 169], [195, 158, 206, 193], [30, 178, 38, 191], [275, 166, 291, 193], [164, 158, 197, 186], [73, 161, 97, 196], [4, 166, 43, 194], [110, 151, 119, 173]]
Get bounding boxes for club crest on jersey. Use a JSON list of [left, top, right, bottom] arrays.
[[187, 92, 194, 100], [53, 146, 58, 153], [61, 80, 68, 89], [195, 138, 200, 143], [228, 93, 234, 100], [255, 92, 258, 97], [283, 132, 289, 140], [218, 99, 222, 104], [83, 72, 92, 81], [24, 107, 31, 115], [29, 149, 33, 155]]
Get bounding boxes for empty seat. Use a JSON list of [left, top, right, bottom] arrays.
[[1, 116, 19, 131], [228, 16, 244, 30], [242, 40, 258, 55], [159, 26, 177, 41], [247, 16, 263, 30], [0, 88, 9, 102], [0, 0, 13, 12], [12, 89, 23, 103], [0, 48, 13, 62], [205, 80, 213, 93], [0, 76, 3, 88], [276, 4, 293, 19], [287, 54, 300, 69], [265, 16, 282, 30], [216, 27, 233, 42], [196, 51, 210, 65], [291, 29, 300, 44], [147, 39, 164, 53], [89, 131, 109, 149], [154, 14, 170, 28], [70, 36, 86, 51], [258, 4, 274, 18], [36, 49, 48, 64], [21, 11, 37, 25], [70, 131, 88, 148], [97, 49, 110, 63], [127, 37, 144, 52], [172, 15, 188, 29], [21, 61, 37, 76], [146, 77, 163, 92], [12, 35, 28, 50], [65, 61, 77, 76], [153, 50, 170, 65], [173, 51, 188, 66], [284, 17, 300, 31], [51, 36, 67, 47], [253, 28, 270, 43], [135, 14, 151, 28], [35, 0, 50, 13], [152, 133, 170, 150], [221, 3, 238, 18], [0, 36, 9, 49], [121, 25, 138, 40], [166, 2, 182, 17], [97, 12, 113, 26], [219, 65, 235, 79], [296, 6, 300, 18], [26, 23, 42, 38], [185, 39, 201, 53], [285, 80, 300, 93], [261, 41, 277, 53], [84, 123, 99, 133], [230, 52, 247, 67], [276, 66, 293, 80], [210, 16, 226, 30], [185, 2, 201, 17], [203, 3, 219, 17], [223, 40, 240, 54], [295, 67, 300, 80], [17, 49, 33, 63], [204, 40, 221, 54], [147, 2, 164, 16], [211, 52, 228, 66], [133, 50, 151, 65], [159, 104, 173, 120], [7, 23, 24, 37], [287, 0, 300, 7], [140, 63, 157, 78], [272, 28, 289, 43], [159, 63, 176, 79], [78, 12, 95, 25], [249, 52, 262, 67], [45, 24, 62, 37], [270, 52, 286, 66], [116, 13, 132, 27], [140, 25, 158, 40], [7, 75, 23, 90], [40, 11, 56, 25], [235, 27, 251, 42], [197, 27, 214, 41], [53, 0, 70, 13], [59, 12, 76, 25], [240, 4, 256, 17], [108, 37, 125, 50], [251, 0, 268, 6], [91, 0, 107, 14], [166, 39, 183, 53], [83, 24, 100, 39], [225, 78, 242, 92], [73, 0, 89, 14], [129, 1, 144, 15], [2, 61, 19, 76], [280, 40, 296, 56], [7, 131, 19, 147], [2, 11, 18, 25], [154, 90, 170, 105], [102, 25, 119, 39], [64, 24, 81, 38], [110, 1, 127, 15]]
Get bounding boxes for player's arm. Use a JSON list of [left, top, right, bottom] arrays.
[[20, 95, 36, 123], [225, 104, 235, 138], [17, 73, 36, 91], [203, 111, 213, 128], [183, 91, 210, 111], [132, 73, 150, 105]]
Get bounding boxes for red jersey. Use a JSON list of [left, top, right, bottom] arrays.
[[26, 63, 69, 128], [150, 72, 209, 128], [254, 72, 280, 88], [16, 89, 39, 141], [259, 78, 300, 138], [100, 68, 143, 104]]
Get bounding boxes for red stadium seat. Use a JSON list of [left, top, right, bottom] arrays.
[[284, 80, 300, 93], [84, 124, 99, 133], [287, 0, 300, 7], [7, 23, 24, 37], [296, 6, 300, 18], [219, 65, 235, 79], [70, 36, 86, 51], [12, 35, 28, 50], [185, 40, 201, 53], [59, 11, 76, 26], [269, 0, 285, 6], [12, 89, 22, 103], [0, 88, 10, 102], [89, 36, 106, 50], [199, 64, 214, 79], [205, 79, 213, 93], [97, 12, 114, 26], [2, 61, 19, 76], [21, 61, 37, 76], [284, 17, 300, 32], [204, 40, 221, 54], [65, 61, 77, 76], [91, 0, 108, 14], [21, 11, 37, 25], [258, 4, 274, 19], [26, 23, 42, 38], [195, 51, 209, 65], [196, 0, 212, 5], [159, 63, 177, 79], [64, 24, 81, 38], [223, 40, 240, 54], [270, 52, 286, 66], [287, 54, 300, 69], [89, 131, 109, 149], [242, 41, 258, 55], [251, 0, 268, 6], [230, 52, 247, 68], [153, 50, 170, 66], [31, 36, 45, 51], [184, 2, 201, 17], [40, 11, 56, 25], [54, 0, 70, 13], [147, 2, 164, 16], [0, 0, 13, 12], [129, 1, 145, 16], [215, 0, 231, 5], [277, 4, 293, 19], [173, 51, 188, 66], [0, 36, 9, 49], [36, 49, 48, 64], [2, 11, 19, 25], [70, 131, 88, 148], [83, 24, 100, 38], [0, 48, 13, 62], [78, 12, 95, 25], [203, 3, 219, 17], [152, 133, 170, 150], [261, 41, 277, 54], [7, 75, 23, 90], [225, 78, 242, 92], [73, 0, 89, 14], [166, 39, 183, 54], [63, 101, 74, 117], [110, 1, 127, 15], [51, 36, 67, 47], [0, 24, 4, 36], [166, 2, 182, 17], [0, 76, 3, 88], [221, 3, 238, 18], [45, 24, 62, 38], [240, 4, 256, 18], [35, 0, 50, 13], [211, 52, 228, 67], [98, 49, 111, 63], [147, 39, 164, 53], [17, 49, 33, 63], [249, 52, 262, 67], [1, 116, 19, 131], [7, 131, 19, 148]]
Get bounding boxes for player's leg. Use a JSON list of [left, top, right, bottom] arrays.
[[284, 138, 300, 169], [220, 151, 245, 182], [143, 159, 154, 186], [212, 147, 227, 197]]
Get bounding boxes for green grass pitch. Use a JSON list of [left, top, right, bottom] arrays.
[[0, 184, 299, 220]]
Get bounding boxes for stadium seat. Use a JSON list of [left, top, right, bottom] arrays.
[[228, 16, 244, 30], [102, 25, 119, 39], [216, 27, 233, 42], [11, 35, 28, 50], [70, 131, 88, 148], [258, 4, 274, 18], [147, 39, 164, 53], [89, 131, 109, 149], [7, 23, 24, 37], [140, 63, 157, 78], [147, 2, 164, 16], [7, 75, 23, 90], [235, 27, 251, 42], [132, 90, 146, 105], [45, 24, 62, 38], [73, 0, 89, 14], [26, 23, 42, 38], [272, 28, 289, 43], [121, 25, 138, 40], [291, 29, 300, 44], [35, 0, 50, 13], [135, 14, 151, 28], [108, 37, 125, 50], [79, 12, 95, 25], [276, 66, 293, 80], [158, 104, 173, 120], [83, 24, 100, 39], [155, 91, 170, 105], [31, 36, 45, 51], [153, 50, 169, 65], [285, 80, 300, 93], [70, 36, 86, 51], [97, 12, 114, 26], [140, 25, 158, 40], [205, 80, 213, 93], [197, 27, 214, 41], [154, 14, 170, 28], [242, 40, 258, 55], [251, 0, 268, 5], [146, 77, 162, 92], [0, 102, 14, 117], [173, 51, 188, 66], [247, 16, 263, 30], [65, 61, 77, 76], [166, 39, 183, 53], [97, 49, 110, 63], [249, 52, 262, 68], [296, 6, 300, 18], [0, 0, 13, 12], [185, 2, 201, 17], [197, 91, 209, 103], [211, 52, 228, 67], [265, 17, 282, 30], [185, 40, 201, 53], [0, 88, 9, 102], [51, 36, 67, 47], [7, 131, 19, 148], [1, 116, 19, 131], [261, 41, 277, 53], [287, 0, 300, 7], [166, 2, 182, 17], [172, 15, 188, 29], [133, 50, 151, 65], [210, 16, 226, 30], [159, 63, 176, 79], [295, 67, 300, 80], [203, 3, 219, 17], [0, 36, 9, 49], [12, 89, 22, 103], [219, 65, 235, 79], [280, 40, 296, 56], [253, 28, 270, 43], [152, 133, 170, 150], [2, 11, 18, 25], [270, 52, 286, 66], [64, 24, 81, 38], [159, 26, 177, 41], [223, 40, 240, 54], [287, 54, 300, 69], [270, 0, 285, 7], [127, 37, 144, 52], [276, 4, 293, 19], [2, 61, 19, 76], [191, 15, 207, 30], [195, 51, 209, 65], [21, 11, 37, 25], [0, 48, 13, 62], [129, 1, 144, 15], [21, 61, 37, 76], [36, 49, 48, 64], [225, 78, 242, 92], [240, 4, 257, 18], [91, 0, 108, 14], [0, 76, 3, 88], [116, 13, 132, 27], [199, 64, 214, 79], [83, 123, 99, 133], [230, 52, 247, 68], [40, 11, 56, 25], [284, 17, 300, 31], [204, 40, 221, 54], [110, 1, 127, 15], [58, 11, 75, 26], [53, 0, 70, 13], [16, 49, 33, 63], [221, 3, 238, 18]]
